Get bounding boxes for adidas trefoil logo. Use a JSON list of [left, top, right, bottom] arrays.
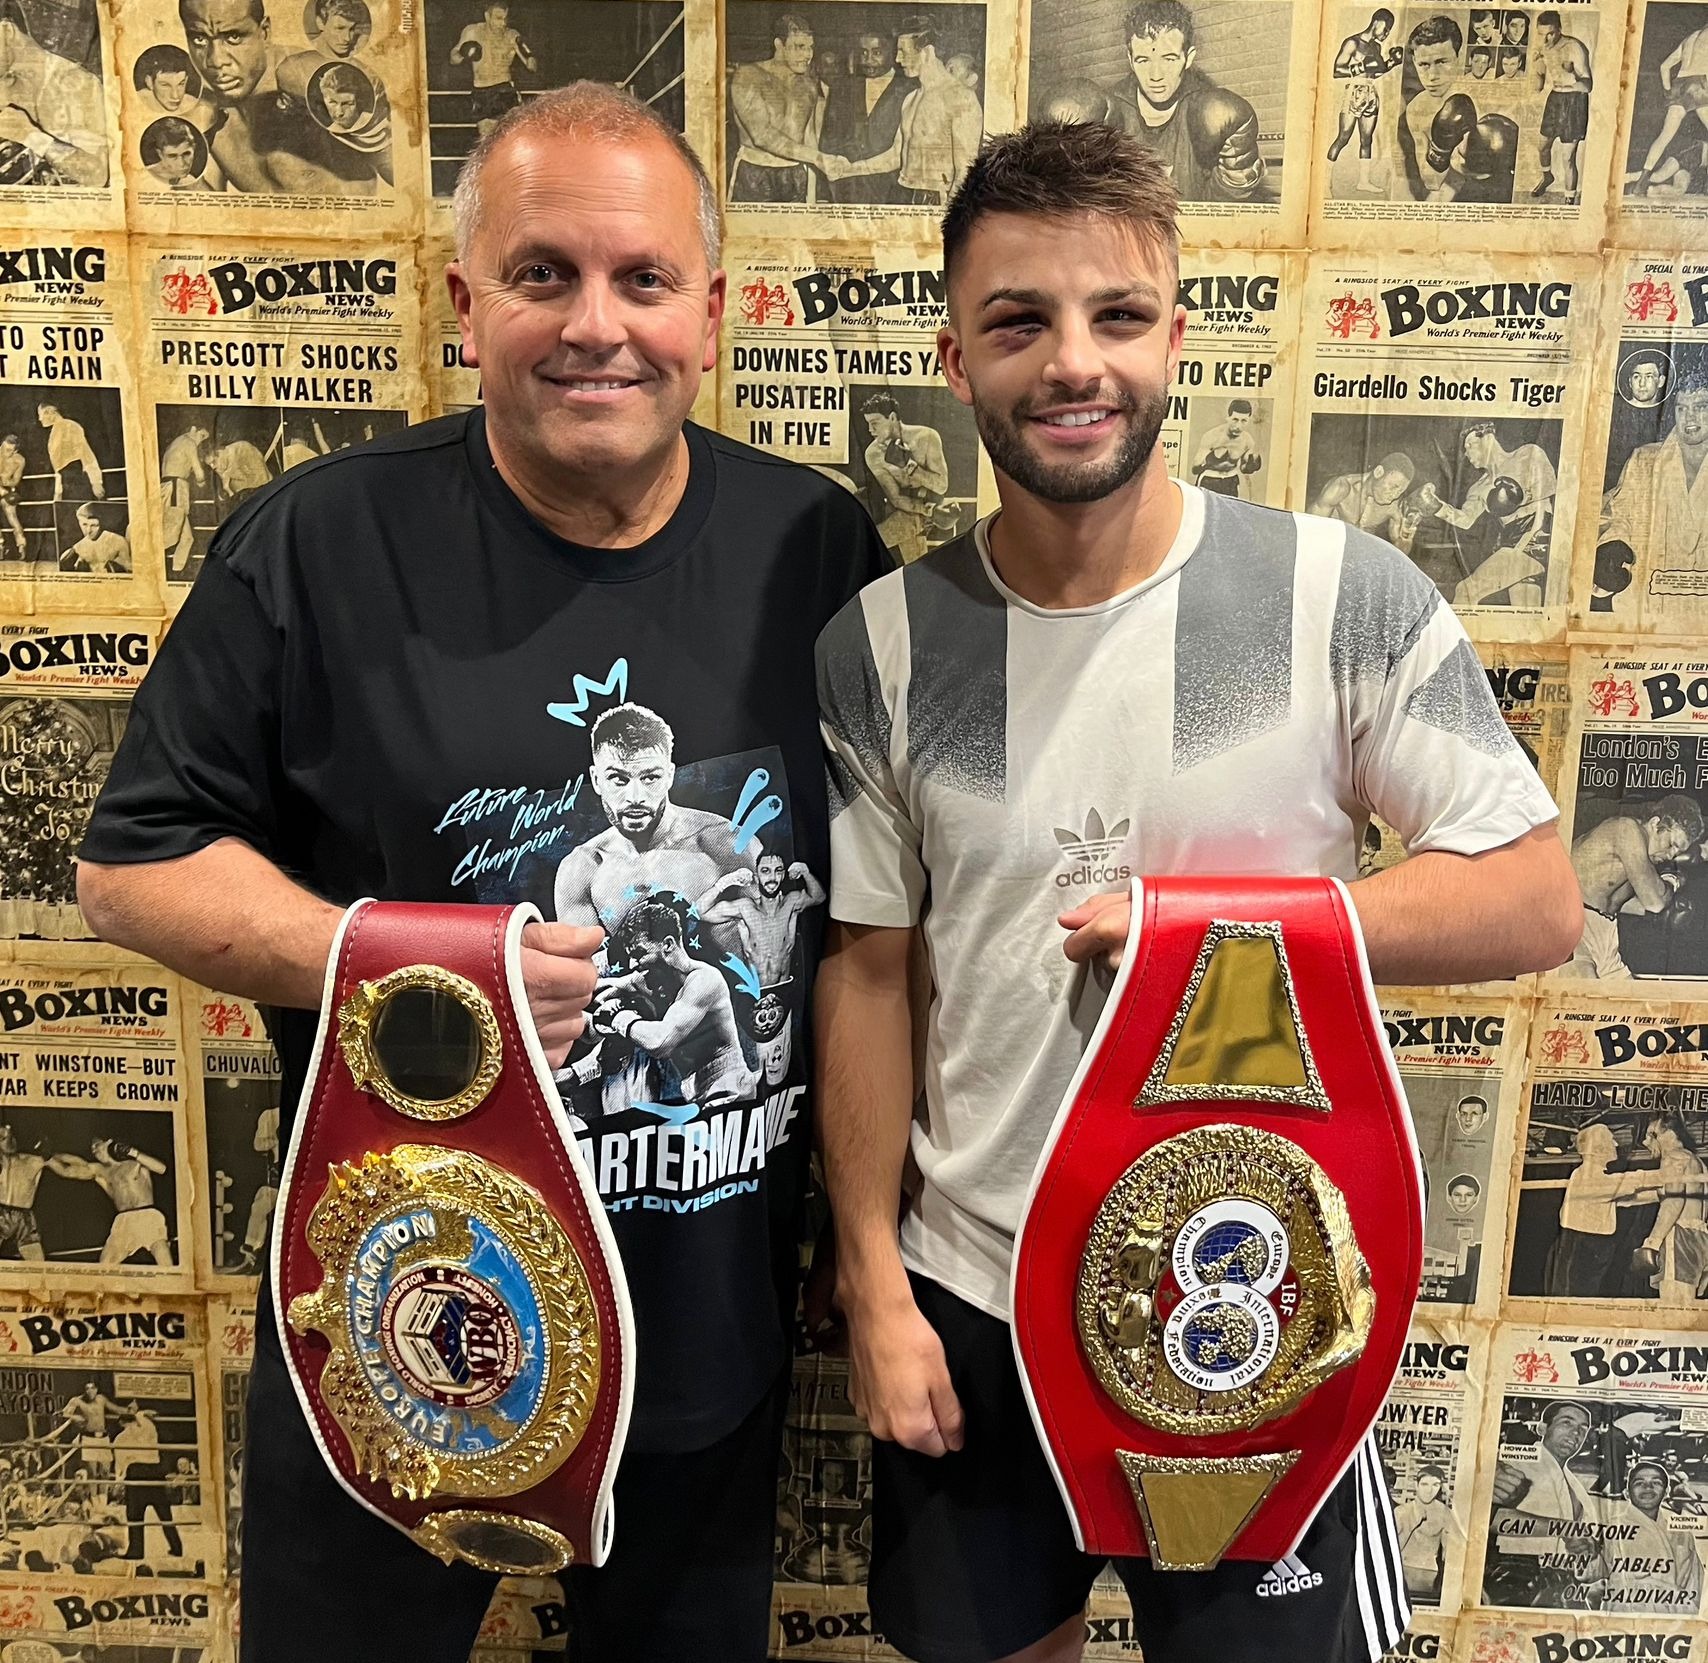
[[1256, 1554, 1324, 1598], [1053, 808, 1132, 890]]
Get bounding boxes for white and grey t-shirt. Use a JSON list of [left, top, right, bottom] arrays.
[[816, 483, 1559, 1320]]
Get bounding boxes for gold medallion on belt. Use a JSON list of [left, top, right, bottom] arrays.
[[1077, 1124, 1373, 1437]]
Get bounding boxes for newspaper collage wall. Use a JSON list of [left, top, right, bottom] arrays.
[[0, 0, 1703, 1658]]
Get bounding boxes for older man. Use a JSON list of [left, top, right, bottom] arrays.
[[77, 82, 887, 1663]]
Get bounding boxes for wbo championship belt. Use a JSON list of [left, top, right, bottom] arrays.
[[274, 900, 633, 1575], [1012, 877, 1422, 1571]]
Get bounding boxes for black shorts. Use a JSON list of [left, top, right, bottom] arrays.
[[239, 1298, 787, 1663], [468, 79, 521, 123], [1541, 89, 1590, 143], [0, 1204, 39, 1252], [869, 1274, 1411, 1663], [731, 159, 810, 202]]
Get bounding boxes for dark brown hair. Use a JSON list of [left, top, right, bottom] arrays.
[[940, 120, 1180, 290]]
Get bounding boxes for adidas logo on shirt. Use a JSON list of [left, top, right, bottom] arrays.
[[1053, 809, 1132, 889], [1256, 1554, 1324, 1598]]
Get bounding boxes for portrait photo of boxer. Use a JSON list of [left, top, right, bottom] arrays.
[[1027, 0, 1277, 203], [127, 0, 396, 196]]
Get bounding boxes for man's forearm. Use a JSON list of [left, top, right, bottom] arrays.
[[1349, 824, 1581, 984], [76, 837, 341, 1010], [815, 922, 916, 1312]]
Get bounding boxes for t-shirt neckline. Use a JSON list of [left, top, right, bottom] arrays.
[[465, 406, 716, 583], [972, 480, 1206, 618]]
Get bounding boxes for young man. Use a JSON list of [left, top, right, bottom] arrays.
[[728, 12, 830, 201], [63, 502, 131, 573], [1107, 0, 1264, 202], [1189, 397, 1261, 497], [1530, 9, 1592, 200], [1325, 9, 1399, 194], [815, 121, 1577, 1663], [78, 83, 886, 1663], [450, 1, 536, 137]]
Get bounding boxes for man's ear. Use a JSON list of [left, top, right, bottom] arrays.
[[937, 324, 973, 409], [447, 259, 479, 370]]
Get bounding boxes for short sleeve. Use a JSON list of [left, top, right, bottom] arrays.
[[815, 586, 924, 927], [78, 555, 289, 867], [1331, 528, 1559, 857]]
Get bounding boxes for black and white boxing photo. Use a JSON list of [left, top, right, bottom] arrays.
[[424, 0, 686, 197], [1026, 0, 1279, 203], [1306, 410, 1562, 608], [0, 1110, 178, 1270], [156, 403, 408, 584], [0, 1362, 209, 1579], [848, 380, 979, 559], [725, 2, 987, 207]]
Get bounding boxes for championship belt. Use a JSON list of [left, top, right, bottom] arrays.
[[1012, 877, 1422, 1570], [274, 900, 633, 1574]]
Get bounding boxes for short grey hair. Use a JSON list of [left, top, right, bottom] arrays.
[[451, 82, 721, 271]]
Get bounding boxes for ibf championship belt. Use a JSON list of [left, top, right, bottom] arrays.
[[274, 900, 633, 1574], [1012, 878, 1422, 1571]]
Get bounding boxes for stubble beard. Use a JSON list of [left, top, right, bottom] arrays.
[[972, 386, 1165, 505]]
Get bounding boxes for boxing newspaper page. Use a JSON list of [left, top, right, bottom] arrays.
[[1612, 0, 1708, 245], [471, 1577, 568, 1657], [0, 236, 154, 618], [720, 0, 1020, 236], [1486, 642, 1576, 803], [0, 956, 192, 1294], [1554, 648, 1708, 989], [420, 0, 716, 232], [1508, 1001, 1708, 1312], [185, 989, 279, 1293], [0, 1296, 216, 1590], [770, 1350, 890, 1660], [1171, 248, 1300, 509], [1385, 1610, 1454, 1661], [136, 238, 425, 601], [1308, 1, 1627, 253], [1376, 1320, 1488, 1616], [204, 1295, 248, 1583], [721, 241, 991, 564], [1381, 993, 1527, 1313], [1471, 1324, 1708, 1617], [1456, 1614, 1705, 1663], [113, 0, 422, 236], [0, 1576, 217, 1662], [1292, 253, 1599, 642], [1017, 0, 1321, 249], [1571, 253, 1708, 641], [0, 617, 155, 943], [0, 0, 124, 232]]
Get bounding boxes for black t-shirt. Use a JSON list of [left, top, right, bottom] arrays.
[[81, 411, 888, 1451]]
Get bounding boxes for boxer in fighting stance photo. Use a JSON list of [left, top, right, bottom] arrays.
[[1189, 398, 1262, 497], [815, 119, 1578, 1663], [1398, 16, 1518, 203]]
